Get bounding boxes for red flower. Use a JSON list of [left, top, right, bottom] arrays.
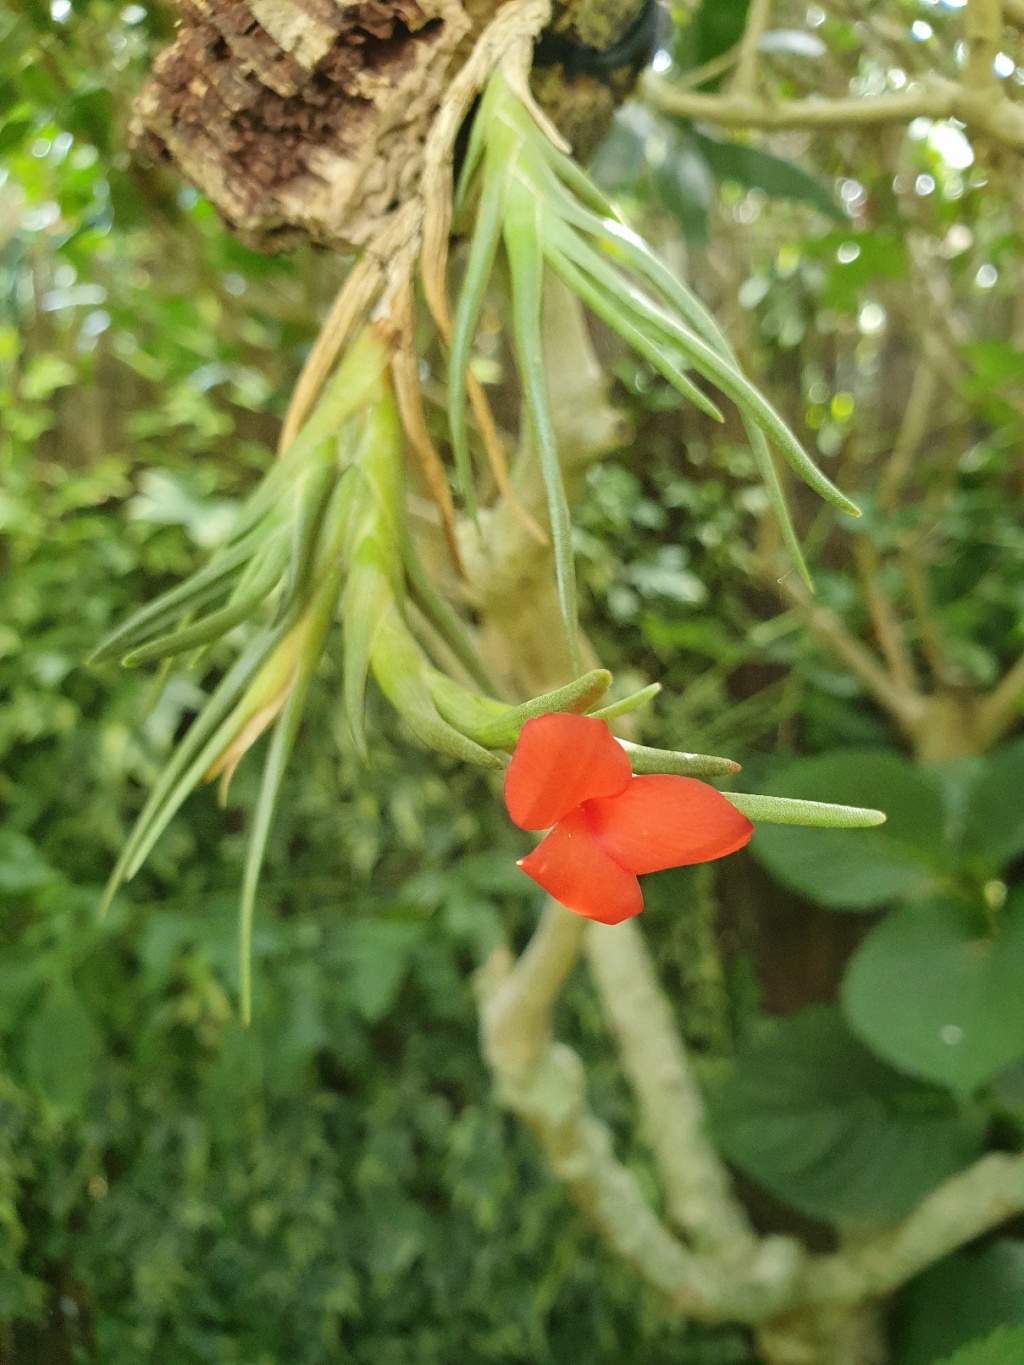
[[505, 713, 753, 924]]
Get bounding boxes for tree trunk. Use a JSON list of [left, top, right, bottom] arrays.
[[757, 1301, 887, 1365]]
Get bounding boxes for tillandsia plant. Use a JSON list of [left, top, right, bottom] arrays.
[[446, 70, 861, 672], [97, 8, 885, 1022]]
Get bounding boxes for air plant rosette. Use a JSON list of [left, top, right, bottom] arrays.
[[95, 32, 884, 1021]]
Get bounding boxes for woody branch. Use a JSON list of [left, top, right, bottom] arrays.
[[644, 0, 1024, 150]]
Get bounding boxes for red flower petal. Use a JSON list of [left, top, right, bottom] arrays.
[[504, 712, 632, 831], [584, 775, 753, 875], [517, 808, 643, 924]]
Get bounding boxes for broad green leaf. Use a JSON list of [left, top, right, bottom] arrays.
[[653, 141, 713, 247], [956, 740, 1024, 876], [693, 131, 844, 222], [707, 1006, 982, 1226], [335, 920, 424, 1022], [843, 892, 1024, 1093], [894, 1243, 1024, 1365], [751, 750, 946, 910], [937, 1327, 1024, 1365], [21, 989, 100, 1116], [687, 0, 751, 69]]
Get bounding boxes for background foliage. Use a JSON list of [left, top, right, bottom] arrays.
[[2, 0, 1023, 1360]]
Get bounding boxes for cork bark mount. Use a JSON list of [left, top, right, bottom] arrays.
[[132, 0, 471, 252]]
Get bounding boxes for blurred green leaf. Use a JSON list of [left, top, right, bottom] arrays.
[[0, 831, 57, 894], [843, 893, 1024, 1093], [653, 142, 713, 246], [937, 1327, 1024, 1365], [21, 988, 100, 1116], [688, 0, 751, 68], [894, 1243, 1024, 1365], [751, 751, 946, 909], [956, 741, 1024, 876], [693, 131, 843, 221], [335, 919, 424, 1022], [708, 1006, 982, 1225]]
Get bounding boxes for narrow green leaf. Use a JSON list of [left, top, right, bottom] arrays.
[[399, 527, 496, 695], [370, 601, 502, 769], [744, 420, 814, 590], [89, 524, 273, 662], [453, 75, 503, 217], [238, 570, 343, 1024], [98, 628, 288, 917], [448, 151, 516, 516], [503, 187, 581, 676], [728, 791, 886, 828], [547, 193, 731, 356], [431, 668, 612, 749], [90, 575, 237, 664], [282, 327, 390, 467], [341, 551, 393, 758], [537, 136, 621, 219], [122, 540, 288, 665], [277, 449, 341, 614], [546, 206, 858, 517], [586, 682, 661, 722], [545, 235, 725, 422], [610, 290, 860, 517], [621, 740, 740, 779]]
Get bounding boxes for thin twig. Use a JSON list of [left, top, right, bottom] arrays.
[[852, 539, 920, 696], [898, 545, 952, 687], [966, 0, 1003, 90], [731, 0, 773, 97], [674, 44, 740, 92], [877, 357, 939, 511], [805, 1152, 1024, 1305], [477, 906, 805, 1323], [643, 72, 1024, 149], [974, 652, 1024, 749], [585, 919, 760, 1260], [772, 571, 927, 737]]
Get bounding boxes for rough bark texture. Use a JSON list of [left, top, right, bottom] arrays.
[[132, 0, 468, 251], [132, 0, 647, 251]]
